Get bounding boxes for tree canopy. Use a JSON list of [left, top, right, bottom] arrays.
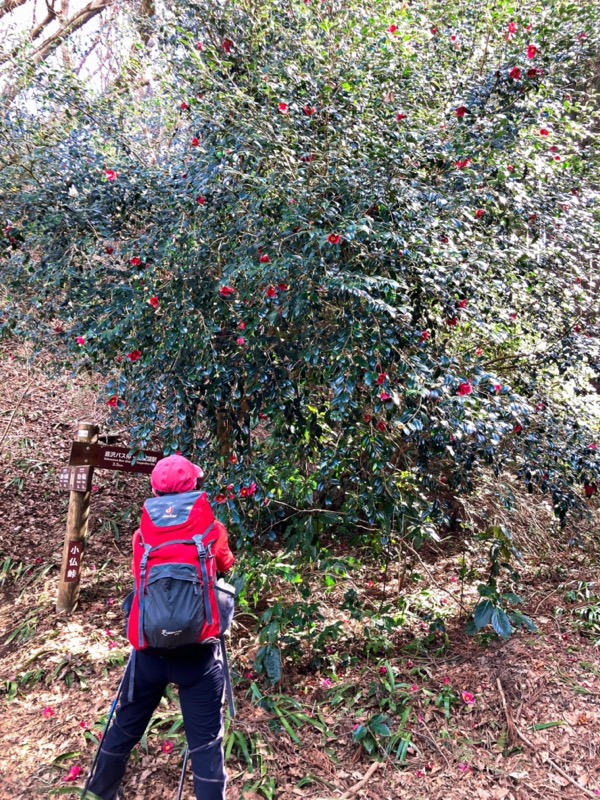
[[1, 0, 598, 556]]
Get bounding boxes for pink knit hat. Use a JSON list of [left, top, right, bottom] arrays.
[[150, 454, 204, 494]]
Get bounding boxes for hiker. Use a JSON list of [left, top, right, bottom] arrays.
[[86, 454, 235, 800]]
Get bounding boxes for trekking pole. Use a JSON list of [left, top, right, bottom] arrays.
[[176, 748, 190, 800], [81, 651, 132, 799]]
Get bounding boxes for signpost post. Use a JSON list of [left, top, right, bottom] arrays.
[[56, 422, 164, 613], [56, 422, 98, 613]]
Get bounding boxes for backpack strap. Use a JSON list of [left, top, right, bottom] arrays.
[[138, 543, 152, 649], [193, 523, 216, 626]]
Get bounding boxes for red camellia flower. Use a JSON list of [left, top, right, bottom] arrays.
[[53, 325, 64, 333], [475, 347, 484, 356], [191, 137, 199, 146], [196, 195, 206, 205], [180, 102, 190, 111], [457, 381, 472, 396], [440, 235, 449, 244], [509, 67, 521, 80], [64, 765, 83, 783], [104, 170, 117, 182], [259, 253, 270, 263], [327, 233, 341, 245], [127, 350, 142, 362], [457, 299, 468, 308], [129, 256, 142, 267], [420, 330, 430, 341], [387, 24, 397, 33], [507, 22, 517, 36], [277, 283, 289, 291], [430, 26, 438, 35], [527, 44, 538, 59], [507, 164, 515, 172], [461, 691, 475, 705], [363, 413, 372, 423], [76, 336, 85, 346], [258, 413, 268, 421], [195, 41, 204, 50], [161, 740, 174, 754], [379, 392, 391, 401], [474, 209, 485, 219], [107, 396, 119, 408], [455, 106, 467, 118], [265, 286, 277, 299], [42, 707, 55, 718], [526, 67, 538, 79], [278, 102, 289, 114], [396, 112, 407, 122], [215, 494, 227, 504], [148, 296, 159, 309], [105, 246, 114, 255], [446, 317, 458, 327], [493, 384, 502, 393], [222, 38, 233, 53], [238, 321, 246, 330], [539, 128, 550, 136], [303, 105, 316, 116], [454, 158, 473, 169], [376, 420, 387, 432], [584, 484, 597, 498], [376, 373, 387, 385], [513, 423, 523, 434], [236, 337, 246, 346], [219, 285, 235, 297]]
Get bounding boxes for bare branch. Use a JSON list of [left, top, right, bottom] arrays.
[[0, 0, 28, 22]]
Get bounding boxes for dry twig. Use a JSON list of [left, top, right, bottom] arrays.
[[496, 679, 597, 799], [313, 760, 381, 800]]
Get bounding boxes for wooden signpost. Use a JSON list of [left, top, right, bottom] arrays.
[[56, 421, 164, 614]]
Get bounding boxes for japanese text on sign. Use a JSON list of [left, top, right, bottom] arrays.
[[64, 541, 82, 583]]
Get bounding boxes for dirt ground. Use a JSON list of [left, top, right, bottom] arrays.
[[1, 342, 599, 800]]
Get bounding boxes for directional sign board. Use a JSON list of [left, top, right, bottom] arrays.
[[69, 442, 164, 474]]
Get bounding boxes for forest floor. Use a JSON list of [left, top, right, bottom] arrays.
[[0, 342, 599, 800]]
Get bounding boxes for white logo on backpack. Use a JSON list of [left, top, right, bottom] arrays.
[[161, 629, 183, 636]]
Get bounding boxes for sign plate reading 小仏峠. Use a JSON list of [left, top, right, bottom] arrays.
[[69, 442, 164, 474], [64, 541, 83, 583]]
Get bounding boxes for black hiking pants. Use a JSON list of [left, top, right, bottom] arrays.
[[87, 643, 226, 800]]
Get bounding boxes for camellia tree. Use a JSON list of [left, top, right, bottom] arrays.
[[1, 0, 598, 560]]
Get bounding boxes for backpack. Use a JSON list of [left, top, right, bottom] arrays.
[[126, 490, 226, 650]]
